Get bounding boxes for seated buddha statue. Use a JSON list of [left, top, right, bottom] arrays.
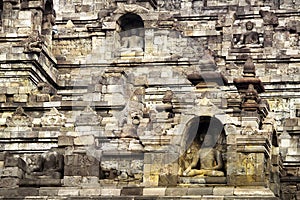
[[183, 134, 224, 177]]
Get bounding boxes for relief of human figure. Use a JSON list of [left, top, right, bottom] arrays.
[[178, 141, 200, 176], [120, 29, 144, 53], [235, 21, 261, 48], [182, 134, 224, 177]]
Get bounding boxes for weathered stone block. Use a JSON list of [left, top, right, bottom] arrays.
[[7, 87, 18, 94], [0, 178, 19, 188], [158, 174, 177, 186], [39, 187, 59, 196], [58, 188, 79, 196], [0, 188, 19, 196], [121, 187, 143, 196], [143, 187, 166, 196], [4, 157, 26, 171], [187, 187, 213, 195], [79, 188, 101, 196], [1, 167, 23, 178], [36, 94, 50, 102], [165, 187, 188, 196], [64, 154, 99, 177], [234, 187, 275, 196], [17, 188, 39, 196], [13, 94, 28, 102], [0, 94, 6, 102], [0, 153, 5, 162], [213, 187, 234, 196], [63, 176, 82, 187], [101, 188, 121, 196], [58, 135, 74, 146], [19, 179, 62, 187], [285, 118, 298, 127], [74, 135, 95, 146]]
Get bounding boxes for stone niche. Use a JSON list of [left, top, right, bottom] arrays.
[[176, 116, 227, 185], [0, 0, 2, 26], [116, 13, 145, 57]]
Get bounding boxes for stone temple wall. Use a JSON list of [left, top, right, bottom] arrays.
[[0, 0, 299, 199]]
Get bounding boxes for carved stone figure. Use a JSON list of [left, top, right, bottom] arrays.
[[243, 84, 259, 104], [26, 154, 43, 174], [120, 29, 144, 52], [242, 21, 260, 45], [178, 142, 200, 176], [25, 151, 64, 179], [42, 151, 64, 174], [182, 134, 224, 177], [24, 31, 44, 53], [235, 21, 260, 47]]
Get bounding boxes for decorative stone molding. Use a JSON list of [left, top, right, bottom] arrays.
[[75, 106, 102, 126], [6, 107, 32, 127], [24, 31, 44, 53], [41, 107, 66, 127], [114, 4, 149, 14]]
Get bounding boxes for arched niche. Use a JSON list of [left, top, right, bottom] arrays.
[[0, 0, 3, 26], [117, 13, 145, 52], [178, 116, 227, 178], [44, 0, 53, 14], [42, 0, 55, 35]]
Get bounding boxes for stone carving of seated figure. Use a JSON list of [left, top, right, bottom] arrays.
[[235, 21, 261, 48], [182, 134, 224, 177], [42, 151, 63, 175], [26, 154, 43, 174], [120, 29, 144, 54], [26, 151, 63, 179]]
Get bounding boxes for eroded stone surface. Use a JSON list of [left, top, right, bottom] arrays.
[[0, 0, 299, 199]]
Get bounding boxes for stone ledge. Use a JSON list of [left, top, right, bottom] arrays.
[[0, 186, 277, 198], [179, 177, 227, 184], [0, 196, 280, 200]]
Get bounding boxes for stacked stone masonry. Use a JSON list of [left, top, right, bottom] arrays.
[[0, 0, 299, 199]]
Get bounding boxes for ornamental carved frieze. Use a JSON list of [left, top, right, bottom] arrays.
[[6, 106, 32, 127], [41, 107, 66, 127]]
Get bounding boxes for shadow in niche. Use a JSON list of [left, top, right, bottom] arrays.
[[117, 13, 145, 56], [0, 0, 2, 26], [178, 116, 227, 184]]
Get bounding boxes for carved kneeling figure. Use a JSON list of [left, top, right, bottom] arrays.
[[183, 135, 224, 177]]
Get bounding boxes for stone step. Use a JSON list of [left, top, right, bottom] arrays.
[[0, 187, 278, 199]]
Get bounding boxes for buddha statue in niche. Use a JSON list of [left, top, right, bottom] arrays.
[[182, 134, 224, 177], [178, 141, 200, 176], [120, 29, 144, 53], [235, 21, 261, 48]]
